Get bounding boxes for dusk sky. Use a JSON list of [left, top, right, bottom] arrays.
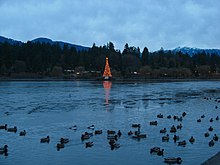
[[0, 0, 219, 51]]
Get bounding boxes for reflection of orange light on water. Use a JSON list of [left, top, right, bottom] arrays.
[[103, 81, 112, 104]]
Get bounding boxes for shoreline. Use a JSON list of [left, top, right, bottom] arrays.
[[201, 151, 220, 165], [1, 77, 220, 82]]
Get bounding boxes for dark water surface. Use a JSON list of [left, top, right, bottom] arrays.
[[1, 80, 220, 165]]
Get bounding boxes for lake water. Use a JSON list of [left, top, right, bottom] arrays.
[[0, 80, 220, 165]]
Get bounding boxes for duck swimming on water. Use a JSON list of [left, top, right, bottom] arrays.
[[85, 142, 94, 148], [60, 138, 69, 144], [209, 140, 214, 147], [189, 136, 195, 143], [164, 157, 182, 164], [0, 124, 7, 130], [40, 136, 50, 143], [213, 134, 219, 141], [56, 143, 64, 150], [162, 134, 169, 142], [87, 125, 95, 129], [7, 126, 17, 133]]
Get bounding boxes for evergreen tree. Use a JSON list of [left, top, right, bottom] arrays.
[[141, 47, 149, 66]]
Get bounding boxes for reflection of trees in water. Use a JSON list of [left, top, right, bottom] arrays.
[[142, 98, 149, 109], [141, 94, 152, 109]]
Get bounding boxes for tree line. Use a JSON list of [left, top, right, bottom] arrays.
[[0, 41, 220, 79]]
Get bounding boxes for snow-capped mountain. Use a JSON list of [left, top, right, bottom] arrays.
[[171, 47, 220, 56]]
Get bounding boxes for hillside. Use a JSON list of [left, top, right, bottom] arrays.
[[0, 36, 89, 52]]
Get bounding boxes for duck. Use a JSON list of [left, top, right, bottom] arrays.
[[7, 126, 17, 133], [204, 132, 210, 137], [81, 133, 90, 141], [87, 125, 95, 129], [150, 121, 157, 126], [132, 134, 147, 139], [201, 115, 205, 118], [162, 134, 169, 142], [197, 119, 201, 122], [170, 125, 177, 133], [173, 135, 180, 142], [0, 124, 7, 130], [150, 147, 161, 154], [177, 123, 182, 129], [4, 112, 11, 116], [83, 131, 93, 136], [189, 136, 195, 143], [19, 130, 26, 136], [69, 125, 77, 130], [164, 157, 182, 164], [208, 126, 213, 132], [85, 142, 93, 148], [117, 130, 122, 137], [40, 136, 50, 143], [213, 134, 219, 141], [178, 140, 186, 146], [150, 147, 164, 156], [210, 118, 214, 122], [109, 140, 120, 150], [60, 138, 69, 144], [157, 113, 163, 118], [95, 130, 102, 135], [110, 143, 120, 150], [182, 112, 186, 117], [171, 125, 176, 129], [132, 124, 141, 128], [216, 116, 219, 121], [160, 128, 166, 134], [157, 149, 164, 156], [167, 115, 172, 119], [128, 131, 133, 135], [209, 140, 215, 147], [56, 143, 64, 150]]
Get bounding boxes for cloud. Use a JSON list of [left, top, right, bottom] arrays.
[[0, 0, 220, 51]]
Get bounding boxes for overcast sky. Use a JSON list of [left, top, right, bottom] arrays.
[[0, 0, 219, 52]]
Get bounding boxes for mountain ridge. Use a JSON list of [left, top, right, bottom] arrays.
[[0, 36, 89, 52], [1, 36, 220, 55], [0, 36, 23, 45], [171, 46, 220, 56]]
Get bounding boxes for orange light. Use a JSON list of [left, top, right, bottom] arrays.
[[103, 57, 112, 77], [103, 81, 112, 104]]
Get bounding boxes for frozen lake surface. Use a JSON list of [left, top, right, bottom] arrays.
[[1, 80, 220, 165]]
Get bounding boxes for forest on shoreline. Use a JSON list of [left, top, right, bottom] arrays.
[[1, 41, 220, 79]]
